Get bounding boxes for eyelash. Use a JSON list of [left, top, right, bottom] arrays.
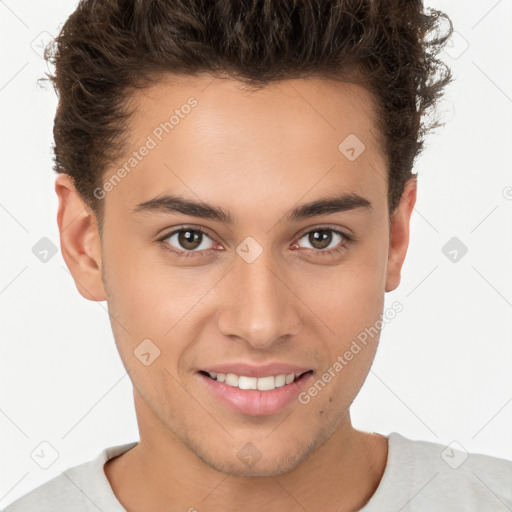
[[157, 225, 353, 260]]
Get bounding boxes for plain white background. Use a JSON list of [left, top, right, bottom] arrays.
[[1, 0, 511, 507]]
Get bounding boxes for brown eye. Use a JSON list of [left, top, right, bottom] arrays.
[[308, 230, 333, 249], [178, 230, 201, 250], [163, 228, 214, 252], [298, 229, 344, 251]]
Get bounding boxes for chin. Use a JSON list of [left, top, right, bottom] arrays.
[[200, 450, 307, 478], [191, 432, 323, 478]]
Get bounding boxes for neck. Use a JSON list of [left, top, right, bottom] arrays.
[[105, 398, 388, 512]]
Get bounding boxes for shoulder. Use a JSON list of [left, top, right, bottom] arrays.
[[3, 442, 137, 512], [2, 471, 86, 512], [388, 432, 512, 510]]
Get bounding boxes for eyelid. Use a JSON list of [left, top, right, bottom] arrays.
[[294, 224, 353, 242], [157, 223, 353, 258], [158, 224, 215, 242], [158, 223, 352, 243]]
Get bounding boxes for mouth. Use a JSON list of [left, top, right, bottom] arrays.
[[198, 369, 314, 391], [197, 369, 315, 416]]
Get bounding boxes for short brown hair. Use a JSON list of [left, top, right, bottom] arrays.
[[43, 0, 453, 227]]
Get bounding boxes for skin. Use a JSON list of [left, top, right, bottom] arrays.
[[55, 74, 417, 511]]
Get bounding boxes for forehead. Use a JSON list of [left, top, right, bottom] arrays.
[[127, 73, 383, 149], [105, 73, 387, 215]]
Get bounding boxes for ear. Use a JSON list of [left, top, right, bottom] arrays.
[[385, 176, 417, 292], [55, 174, 106, 301]]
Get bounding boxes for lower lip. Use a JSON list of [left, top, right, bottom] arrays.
[[198, 371, 314, 416]]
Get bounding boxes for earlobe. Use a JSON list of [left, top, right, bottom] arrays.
[[385, 176, 417, 293], [55, 174, 106, 302]]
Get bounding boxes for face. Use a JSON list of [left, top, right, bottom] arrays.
[[57, 74, 416, 478]]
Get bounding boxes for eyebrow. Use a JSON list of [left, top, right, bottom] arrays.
[[131, 191, 372, 224]]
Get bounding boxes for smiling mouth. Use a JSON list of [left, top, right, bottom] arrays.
[[198, 370, 313, 391]]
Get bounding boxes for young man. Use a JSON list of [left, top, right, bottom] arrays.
[[5, 1, 512, 511]]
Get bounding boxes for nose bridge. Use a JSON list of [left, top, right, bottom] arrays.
[[216, 246, 301, 348]]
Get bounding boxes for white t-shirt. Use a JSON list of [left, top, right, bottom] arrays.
[[3, 432, 512, 511]]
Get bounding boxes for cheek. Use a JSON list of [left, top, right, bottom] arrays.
[[103, 212, 388, 350], [297, 251, 386, 337], [102, 244, 225, 379], [102, 231, 200, 330]]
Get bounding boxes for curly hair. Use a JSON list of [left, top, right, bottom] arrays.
[[43, 0, 453, 227]]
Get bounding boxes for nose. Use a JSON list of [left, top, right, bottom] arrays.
[[216, 248, 302, 349]]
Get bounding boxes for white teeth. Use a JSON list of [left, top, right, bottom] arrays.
[[238, 376, 257, 390], [257, 376, 275, 391], [206, 371, 305, 391], [225, 373, 239, 386], [275, 374, 286, 387]]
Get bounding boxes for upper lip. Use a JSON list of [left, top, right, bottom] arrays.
[[199, 363, 313, 378]]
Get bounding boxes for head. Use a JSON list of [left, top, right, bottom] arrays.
[[48, 0, 452, 477]]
